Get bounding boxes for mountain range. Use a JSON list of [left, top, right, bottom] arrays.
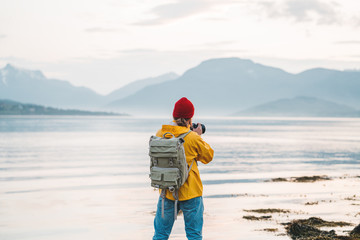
[[234, 96, 360, 117], [105, 72, 178, 102], [0, 64, 177, 110], [1, 58, 359, 117], [107, 58, 360, 116], [0, 64, 105, 109]]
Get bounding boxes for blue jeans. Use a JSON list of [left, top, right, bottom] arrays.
[[153, 196, 204, 240]]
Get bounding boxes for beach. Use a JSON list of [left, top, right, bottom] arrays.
[[0, 116, 359, 240]]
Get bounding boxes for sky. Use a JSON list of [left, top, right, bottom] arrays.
[[0, 0, 360, 95]]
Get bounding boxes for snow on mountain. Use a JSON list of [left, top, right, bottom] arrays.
[[0, 67, 8, 85]]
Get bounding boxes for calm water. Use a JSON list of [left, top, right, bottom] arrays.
[[0, 116, 359, 240]]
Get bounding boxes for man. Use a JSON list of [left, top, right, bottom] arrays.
[[153, 97, 214, 240]]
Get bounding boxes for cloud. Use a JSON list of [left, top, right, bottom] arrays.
[[204, 17, 228, 22], [84, 27, 120, 33], [134, 0, 354, 27], [133, 0, 238, 26], [134, 0, 212, 25], [118, 48, 157, 54], [258, 0, 340, 25], [335, 40, 360, 45], [0, 34, 6, 38], [186, 40, 244, 50], [199, 41, 238, 47], [118, 47, 246, 56]]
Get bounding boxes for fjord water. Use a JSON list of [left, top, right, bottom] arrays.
[[0, 116, 359, 240]]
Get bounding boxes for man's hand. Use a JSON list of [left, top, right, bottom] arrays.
[[193, 123, 202, 136]]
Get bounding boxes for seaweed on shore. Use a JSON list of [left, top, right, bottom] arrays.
[[292, 175, 331, 182], [344, 195, 359, 201], [291, 217, 352, 228], [285, 217, 358, 240], [271, 177, 288, 182], [350, 224, 360, 238], [244, 208, 291, 214], [269, 175, 331, 183], [243, 215, 272, 221], [286, 221, 337, 239], [256, 228, 279, 232]]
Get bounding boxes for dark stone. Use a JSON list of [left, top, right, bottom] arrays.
[[350, 224, 360, 238], [286, 222, 336, 239]]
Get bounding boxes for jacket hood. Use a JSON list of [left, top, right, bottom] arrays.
[[159, 124, 191, 138]]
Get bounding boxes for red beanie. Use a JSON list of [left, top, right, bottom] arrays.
[[173, 97, 195, 119]]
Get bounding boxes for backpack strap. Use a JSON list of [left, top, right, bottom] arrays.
[[161, 189, 179, 220], [178, 130, 191, 139], [172, 190, 179, 220], [160, 189, 166, 219], [188, 159, 195, 172], [179, 130, 196, 175]]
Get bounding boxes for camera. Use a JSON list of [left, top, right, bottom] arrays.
[[191, 123, 206, 134]]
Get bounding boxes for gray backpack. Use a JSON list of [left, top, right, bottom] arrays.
[[149, 130, 194, 220]]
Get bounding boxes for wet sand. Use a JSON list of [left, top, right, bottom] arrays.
[[167, 174, 360, 240]]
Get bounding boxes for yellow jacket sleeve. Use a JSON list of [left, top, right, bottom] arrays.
[[193, 135, 214, 164]]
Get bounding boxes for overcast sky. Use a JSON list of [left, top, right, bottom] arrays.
[[0, 0, 359, 94]]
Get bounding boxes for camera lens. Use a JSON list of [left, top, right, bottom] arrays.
[[191, 123, 206, 134]]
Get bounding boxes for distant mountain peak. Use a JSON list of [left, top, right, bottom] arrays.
[[5, 63, 15, 70], [0, 64, 12, 85], [0, 63, 106, 109], [0, 69, 6, 86], [298, 67, 339, 75], [197, 57, 255, 69], [106, 72, 179, 102], [187, 57, 288, 77], [201, 57, 254, 65], [1, 63, 45, 79]]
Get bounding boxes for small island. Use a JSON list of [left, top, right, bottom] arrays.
[[0, 99, 127, 116]]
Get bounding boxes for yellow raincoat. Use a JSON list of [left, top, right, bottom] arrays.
[[156, 124, 214, 201]]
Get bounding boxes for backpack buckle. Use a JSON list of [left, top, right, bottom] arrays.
[[169, 159, 174, 167], [153, 158, 158, 166], [169, 187, 175, 192]]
